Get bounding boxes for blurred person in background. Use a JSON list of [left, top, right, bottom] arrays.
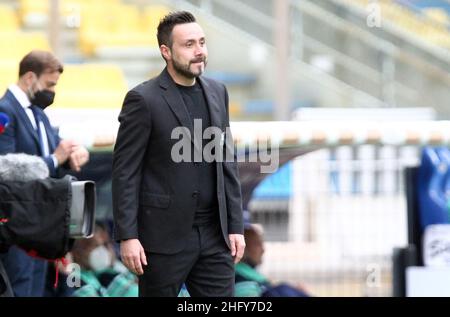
[[0, 50, 89, 297], [70, 223, 138, 297], [112, 11, 245, 297], [235, 211, 311, 297]]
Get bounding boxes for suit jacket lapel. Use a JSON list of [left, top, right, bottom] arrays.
[[159, 68, 203, 153], [160, 80, 194, 135], [198, 77, 222, 129], [5, 90, 40, 145]]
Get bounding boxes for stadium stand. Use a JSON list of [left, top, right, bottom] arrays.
[[0, 4, 19, 31], [345, 0, 450, 47], [53, 63, 128, 109]]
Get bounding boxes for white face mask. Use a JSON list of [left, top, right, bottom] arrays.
[[88, 245, 112, 272]]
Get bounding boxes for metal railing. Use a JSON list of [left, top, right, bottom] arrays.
[[250, 144, 417, 296]]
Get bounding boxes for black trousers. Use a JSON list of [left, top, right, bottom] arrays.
[[139, 221, 234, 297]]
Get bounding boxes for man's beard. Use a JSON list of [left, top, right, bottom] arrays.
[[172, 56, 207, 79]]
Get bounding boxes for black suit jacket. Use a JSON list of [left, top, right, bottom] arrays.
[[112, 68, 244, 254]]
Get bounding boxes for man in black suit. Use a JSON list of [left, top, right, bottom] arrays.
[[112, 11, 245, 297]]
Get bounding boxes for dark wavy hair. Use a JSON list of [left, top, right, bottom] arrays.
[[157, 11, 196, 48]]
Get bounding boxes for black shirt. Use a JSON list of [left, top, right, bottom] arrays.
[[176, 81, 219, 225]]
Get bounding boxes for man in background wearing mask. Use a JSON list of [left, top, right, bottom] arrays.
[[0, 50, 89, 296], [70, 224, 138, 297]]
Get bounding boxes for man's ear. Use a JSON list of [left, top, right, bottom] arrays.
[[21, 71, 35, 86], [160, 45, 171, 61]]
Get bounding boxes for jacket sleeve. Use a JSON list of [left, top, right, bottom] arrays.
[[44, 116, 63, 176], [42, 155, 57, 176], [112, 90, 151, 241], [221, 85, 244, 235]]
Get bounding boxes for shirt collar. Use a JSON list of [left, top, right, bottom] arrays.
[[8, 84, 31, 109]]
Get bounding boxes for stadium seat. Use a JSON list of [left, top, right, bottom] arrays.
[[19, 0, 122, 28], [0, 62, 18, 93], [345, 0, 450, 48], [423, 8, 449, 26], [78, 3, 171, 56], [229, 101, 242, 118], [18, 0, 48, 27], [142, 5, 171, 34], [0, 32, 50, 60], [0, 5, 19, 31], [53, 64, 128, 109]]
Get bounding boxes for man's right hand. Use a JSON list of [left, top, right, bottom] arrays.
[[120, 239, 147, 275], [53, 139, 75, 165], [69, 145, 89, 172]]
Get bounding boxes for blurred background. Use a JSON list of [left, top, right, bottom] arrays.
[[2, 0, 450, 297]]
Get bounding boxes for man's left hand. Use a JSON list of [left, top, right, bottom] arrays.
[[229, 234, 245, 264]]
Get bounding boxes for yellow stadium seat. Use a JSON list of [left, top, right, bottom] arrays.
[[424, 8, 449, 26], [0, 5, 19, 31], [19, 0, 48, 16], [79, 3, 156, 55], [142, 5, 171, 33], [346, 0, 450, 49], [77, 3, 171, 56], [53, 64, 128, 109], [0, 62, 18, 93], [80, 3, 141, 33], [18, 0, 48, 26], [19, 0, 122, 27], [0, 32, 50, 60], [229, 101, 242, 118]]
